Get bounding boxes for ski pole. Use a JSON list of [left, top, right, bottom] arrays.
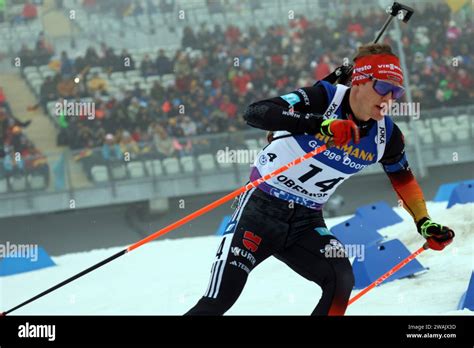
[[348, 242, 429, 306], [324, 1, 415, 85], [2, 143, 330, 315]]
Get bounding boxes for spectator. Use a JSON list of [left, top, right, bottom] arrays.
[[3, 145, 24, 176], [101, 47, 120, 73], [119, 131, 140, 159], [0, 0, 5, 23], [206, 0, 224, 14], [57, 75, 78, 99], [172, 136, 192, 157], [119, 49, 135, 71], [155, 49, 173, 76], [60, 51, 74, 77], [152, 125, 175, 158], [159, 0, 175, 14], [182, 26, 198, 50], [35, 32, 54, 65], [140, 54, 155, 78], [18, 44, 34, 67], [39, 76, 59, 112], [84, 47, 101, 68], [101, 134, 122, 161], [219, 95, 237, 118], [180, 116, 197, 136], [87, 72, 108, 94], [22, 1, 38, 22]]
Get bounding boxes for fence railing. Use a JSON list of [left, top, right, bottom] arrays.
[[0, 103, 473, 199]]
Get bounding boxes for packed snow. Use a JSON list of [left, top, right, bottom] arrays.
[[1, 202, 473, 315]]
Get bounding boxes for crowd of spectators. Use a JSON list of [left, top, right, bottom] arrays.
[[0, 0, 40, 24], [19, 2, 474, 170], [0, 87, 49, 191]]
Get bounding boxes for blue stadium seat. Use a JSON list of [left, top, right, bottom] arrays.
[[352, 239, 427, 289]]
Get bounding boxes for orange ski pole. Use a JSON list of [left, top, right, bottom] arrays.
[[348, 243, 429, 306], [2, 143, 329, 315]]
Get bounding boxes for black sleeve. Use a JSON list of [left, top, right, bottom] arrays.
[[380, 123, 411, 172], [243, 84, 330, 134]]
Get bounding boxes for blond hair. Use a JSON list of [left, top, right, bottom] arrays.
[[353, 43, 397, 62]]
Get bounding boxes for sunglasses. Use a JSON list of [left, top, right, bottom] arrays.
[[359, 73, 405, 100]]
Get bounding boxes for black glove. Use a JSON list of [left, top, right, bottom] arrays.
[[416, 217, 455, 251]]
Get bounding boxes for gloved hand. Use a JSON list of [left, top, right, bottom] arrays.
[[320, 119, 360, 146], [416, 217, 455, 251]]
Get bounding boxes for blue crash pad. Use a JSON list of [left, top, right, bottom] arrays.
[[215, 215, 232, 235], [0, 245, 55, 276], [447, 181, 474, 208], [458, 272, 474, 311], [434, 179, 474, 202], [355, 201, 403, 230], [352, 239, 427, 289], [331, 215, 384, 247]]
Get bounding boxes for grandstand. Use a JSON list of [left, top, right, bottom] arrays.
[[0, 0, 471, 207], [0, 3, 474, 339]]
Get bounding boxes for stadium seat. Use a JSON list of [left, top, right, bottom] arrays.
[[89, 66, 103, 75], [110, 164, 128, 180], [245, 139, 259, 151], [41, 70, 56, 79], [23, 66, 38, 75], [454, 125, 470, 141], [438, 130, 453, 143], [27, 174, 47, 190], [38, 65, 52, 74], [146, 76, 162, 84], [441, 116, 456, 126], [180, 156, 196, 173], [198, 154, 216, 171], [129, 76, 145, 85], [127, 162, 146, 179], [162, 158, 181, 175], [218, 156, 233, 169], [456, 114, 469, 127], [125, 70, 141, 79], [110, 71, 125, 80], [0, 178, 7, 193], [26, 71, 41, 81], [418, 128, 434, 145], [30, 79, 43, 95], [144, 159, 163, 176], [9, 175, 27, 191], [91, 165, 109, 183]]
